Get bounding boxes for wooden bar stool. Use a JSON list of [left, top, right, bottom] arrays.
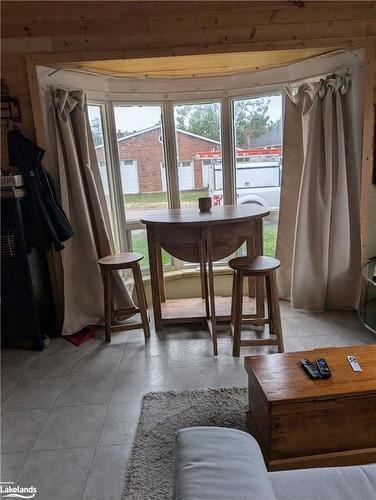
[[229, 256, 284, 357], [98, 252, 150, 343]]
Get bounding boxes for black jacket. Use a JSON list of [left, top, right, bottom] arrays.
[[7, 129, 73, 251]]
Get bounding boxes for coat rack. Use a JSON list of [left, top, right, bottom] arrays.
[[1, 79, 21, 127]]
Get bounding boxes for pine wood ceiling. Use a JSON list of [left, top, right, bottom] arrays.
[[55, 48, 334, 78]]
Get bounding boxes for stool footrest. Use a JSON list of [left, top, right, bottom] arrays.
[[240, 338, 279, 347], [242, 318, 269, 326], [110, 322, 144, 333], [113, 307, 141, 316], [230, 261, 284, 357]]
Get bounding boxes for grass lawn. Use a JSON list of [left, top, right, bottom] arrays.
[[124, 188, 208, 209], [131, 230, 171, 269], [132, 220, 278, 269], [263, 221, 278, 257]]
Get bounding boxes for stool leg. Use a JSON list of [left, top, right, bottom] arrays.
[[102, 268, 112, 343], [266, 271, 284, 353], [230, 271, 237, 337], [139, 264, 150, 322], [232, 271, 244, 357], [265, 273, 273, 330], [132, 263, 150, 340]]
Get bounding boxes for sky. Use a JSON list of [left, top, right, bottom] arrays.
[[88, 95, 282, 136]]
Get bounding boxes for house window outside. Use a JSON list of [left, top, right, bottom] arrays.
[[88, 92, 283, 272]]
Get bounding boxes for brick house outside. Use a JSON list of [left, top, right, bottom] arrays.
[[95, 125, 220, 194]]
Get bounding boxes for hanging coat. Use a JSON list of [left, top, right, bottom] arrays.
[[7, 129, 73, 251]]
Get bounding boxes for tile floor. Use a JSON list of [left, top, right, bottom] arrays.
[[1, 301, 375, 500]]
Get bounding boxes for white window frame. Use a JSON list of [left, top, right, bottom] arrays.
[[88, 87, 284, 274]]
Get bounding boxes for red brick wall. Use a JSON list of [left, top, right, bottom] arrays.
[[95, 127, 220, 193]]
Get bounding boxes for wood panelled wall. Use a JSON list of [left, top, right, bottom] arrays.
[[1, 0, 376, 149]]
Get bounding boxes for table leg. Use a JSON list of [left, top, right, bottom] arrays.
[[206, 227, 218, 356], [199, 233, 210, 319], [254, 218, 265, 318], [156, 242, 166, 303], [199, 253, 205, 300], [146, 226, 163, 332]]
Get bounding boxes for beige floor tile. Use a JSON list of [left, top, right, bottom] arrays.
[[3, 376, 67, 410], [1, 409, 49, 453], [98, 402, 141, 445], [33, 405, 107, 450], [82, 445, 131, 500], [17, 448, 95, 500], [0, 452, 28, 482], [54, 372, 117, 407]]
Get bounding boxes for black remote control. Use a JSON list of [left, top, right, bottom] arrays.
[[300, 359, 322, 379], [316, 358, 332, 378]]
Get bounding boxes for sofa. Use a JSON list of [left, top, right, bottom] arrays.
[[174, 427, 376, 500]]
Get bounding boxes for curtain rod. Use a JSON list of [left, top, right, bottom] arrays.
[[286, 67, 351, 87], [51, 68, 353, 99], [47, 48, 359, 81]]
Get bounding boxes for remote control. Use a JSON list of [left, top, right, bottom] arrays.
[[347, 355, 362, 372], [316, 358, 332, 379], [300, 359, 322, 379]]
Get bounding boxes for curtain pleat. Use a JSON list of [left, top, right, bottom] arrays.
[[51, 88, 134, 335], [276, 75, 361, 311]]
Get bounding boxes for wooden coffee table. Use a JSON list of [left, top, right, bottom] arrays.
[[244, 345, 376, 471]]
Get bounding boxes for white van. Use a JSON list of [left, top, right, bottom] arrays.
[[205, 155, 281, 211]]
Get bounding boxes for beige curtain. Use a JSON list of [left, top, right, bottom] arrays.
[[276, 75, 361, 311], [51, 88, 134, 335]]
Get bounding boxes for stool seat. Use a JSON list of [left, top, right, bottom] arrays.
[[98, 252, 143, 269], [98, 252, 149, 342], [229, 256, 280, 274], [230, 255, 284, 357]]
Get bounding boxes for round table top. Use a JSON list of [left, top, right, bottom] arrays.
[[141, 204, 269, 226]]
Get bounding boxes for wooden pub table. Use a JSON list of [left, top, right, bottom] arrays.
[[141, 205, 269, 355], [245, 345, 376, 471]]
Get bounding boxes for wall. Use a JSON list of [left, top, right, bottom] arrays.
[[2, 1, 375, 147], [367, 72, 376, 259]]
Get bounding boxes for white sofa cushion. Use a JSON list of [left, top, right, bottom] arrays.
[[174, 427, 277, 500], [270, 463, 376, 500]]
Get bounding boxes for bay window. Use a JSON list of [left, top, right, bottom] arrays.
[[88, 91, 283, 273]]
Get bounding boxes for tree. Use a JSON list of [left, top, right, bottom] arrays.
[[175, 99, 276, 148], [234, 98, 274, 148], [90, 117, 103, 147], [175, 104, 220, 142]]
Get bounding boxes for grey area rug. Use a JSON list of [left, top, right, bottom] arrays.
[[122, 387, 248, 500]]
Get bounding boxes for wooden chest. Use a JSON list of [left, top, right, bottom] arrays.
[[244, 345, 376, 471]]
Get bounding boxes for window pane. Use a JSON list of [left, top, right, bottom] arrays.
[[131, 229, 171, 269], [88, 104, 119, 249], [113, 105, 168, 221], [233, 95, 282, 256], [174, 102, 222, 207]]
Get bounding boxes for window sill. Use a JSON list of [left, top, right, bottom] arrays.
[[128, 265, 233, 286]]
